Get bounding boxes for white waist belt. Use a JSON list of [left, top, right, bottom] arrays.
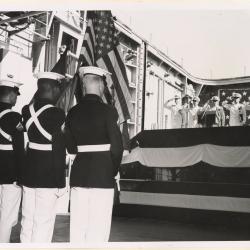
[[28, 142, 52, 151], [0, 144, 13, 150], [77, 144, 110, 152]]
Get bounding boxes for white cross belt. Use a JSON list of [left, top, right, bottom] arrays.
[[77, 144, 110, 152], [0, 144, 13, 150], [28, 142, 52, 151]]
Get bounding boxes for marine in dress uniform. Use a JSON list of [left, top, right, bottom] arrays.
[[222, 93, 246, 126], [64, 66, 123, 243], [164, 95, 182, 129], [20, 72, 66, 243], [0, 73, 24, 242]]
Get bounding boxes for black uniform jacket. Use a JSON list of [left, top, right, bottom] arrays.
[[65, 94, 123, 188], [0, 102, 24, 184], [21, 98, 66, 188]]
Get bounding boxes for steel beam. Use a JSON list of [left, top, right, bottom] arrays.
[[0, 11, 46, 25]]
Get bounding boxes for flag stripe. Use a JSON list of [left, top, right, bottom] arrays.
[[107, 50, 132, 112], [114, 93, 123, 122], [84, 36, 94, 63], [98, 56, 130, 120], [86, 24, 95, 49], [97, 57, 129, 121], [114, 47, 130, 88], [85, 26, 95, 60], [82, 40, 94, 65], [88, 19, 96, 45]]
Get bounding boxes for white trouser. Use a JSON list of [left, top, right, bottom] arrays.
[[20, 186, 63, 243], [0, 184, 22, 243], [70, 187, 114, 243]]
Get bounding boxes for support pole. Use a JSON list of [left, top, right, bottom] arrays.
[[0, 11, 46, 25], [141, 42, 147, 131]]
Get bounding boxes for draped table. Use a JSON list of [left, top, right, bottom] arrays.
[[117, 127, 250, 221]]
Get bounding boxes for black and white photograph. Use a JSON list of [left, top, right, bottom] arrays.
[[0, 1, 250, 247]]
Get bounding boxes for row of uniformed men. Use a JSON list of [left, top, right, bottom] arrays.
[[0, 66, 123, 243], [164, 93, 248, 128]]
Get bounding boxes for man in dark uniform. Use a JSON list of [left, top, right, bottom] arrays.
[[64, 66, 123, 242], [207, 96, 225, 127], [20, 72, 66, 242], [0, 73, 24, 242]]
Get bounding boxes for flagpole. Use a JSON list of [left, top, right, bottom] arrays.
[[83, 10, 88, 32]]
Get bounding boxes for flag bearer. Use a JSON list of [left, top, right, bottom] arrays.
[[0, 73, 24, 242], [64, 66, 123, 243], [20, 72, 66, 243]]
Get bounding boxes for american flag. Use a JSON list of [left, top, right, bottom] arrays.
[[219, 88, 250, 126], [79, 10, 133, 123]]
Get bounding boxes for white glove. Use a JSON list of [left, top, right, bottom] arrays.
[[66, 154, 76, 166], [56, 187, 68, 198]]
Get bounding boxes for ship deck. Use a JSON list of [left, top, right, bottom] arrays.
[[10, 214, 250, 242]]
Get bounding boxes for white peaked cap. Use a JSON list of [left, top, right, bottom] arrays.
[[233, 92, 242, 99], [78, 66, 111, 78], [35, 72, 65, 81], [0, 72, 23, 88], [211, 96, 220, 101]]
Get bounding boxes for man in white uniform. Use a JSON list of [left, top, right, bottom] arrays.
[[164, 95, 182, 129], [189, 96, 203, 128], [0, 73, 24, 242], [222, 93, 246, 126], [180, 94, 200, 128]]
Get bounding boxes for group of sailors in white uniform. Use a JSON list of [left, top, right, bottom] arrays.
[[164, 92, 250, 129]]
